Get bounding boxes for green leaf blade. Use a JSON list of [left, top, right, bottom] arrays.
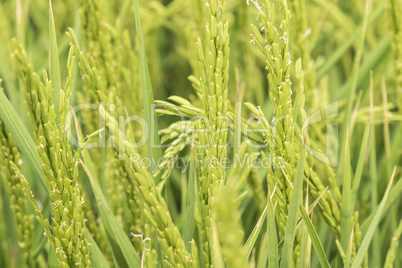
[[280, 145, 307, 268], [299, 205, 330, 268], [49, 0, 61, 125]]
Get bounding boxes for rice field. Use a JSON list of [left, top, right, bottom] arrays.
[[0, 0, 401, 267]]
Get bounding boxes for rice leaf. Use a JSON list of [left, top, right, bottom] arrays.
[[48, 246, 59, 268], [84, 228, 110, 268], [338, 0, 370, 182], [344, 223, 355, 268], [280, 144, 307, 268], [256, 232, 268, 268], [0, 90, 45, 190], [243, 203, 268, 259], [48, 0, 61, 124], [350, 105, 371, 210], [361, 178, 402, 233], [210, 217, 225, 268], [340, 127, 352, 251], [316, 3, 385, 79], [299, 204, 330, 268], [183, 142, 196, 251], [368, 72, 381, 267], [299, 186, 311, 268], [351, 166, 397, 268], [132, 0, 162, 176], [81, 161, 141, 268], [267, 190, 279, 268]]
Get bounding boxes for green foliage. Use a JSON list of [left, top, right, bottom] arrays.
[[0, 0, 401, 267]]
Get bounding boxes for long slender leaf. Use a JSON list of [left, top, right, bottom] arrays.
[[183, 142, 196, 251], [256, 231, 269, 268], [351, 167, 397, 268], [280, 144, 307, 268], [340, 127, 352, 251], [369, 72, 381, 267], [344, 223, 355, 268], [0, 90, 45, 190], [243, 203, 268, 259], [132, 0, 162, 177], [334, 36, 391, 100], [350, 118, 371, 210], [316, 3, 385, 79], [337, 0, 370, 183], [81, 162, 141, 268], [299, 205, 331, 268], [210, 217, 225, 268], [361, 178, 402, 234], [299, 186, 311, 268], [85, 228, 110, 268], [48, 246, 59, 268], [267, 189, 279, 268], [49, 0, 61, 124]]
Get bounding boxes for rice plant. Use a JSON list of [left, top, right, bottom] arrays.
[[0, 0, 401, 267]]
